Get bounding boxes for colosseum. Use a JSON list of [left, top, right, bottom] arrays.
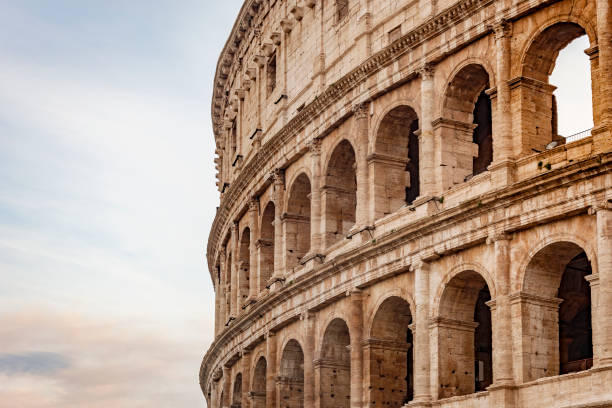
[[200, 0, 612, 407]]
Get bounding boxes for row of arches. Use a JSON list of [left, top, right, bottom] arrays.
[[219, 18, 595, 320], [221, 240, 594, 406]]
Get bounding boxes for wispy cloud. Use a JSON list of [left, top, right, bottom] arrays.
[[0, 352, 70, 376]]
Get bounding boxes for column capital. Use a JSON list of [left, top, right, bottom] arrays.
[[270, 168, 285, 186], [307, 138, 322, 156], [248, 197, 259, 212], [491, 19, 513, 39], [588, 199, 612, 214], [346, 288, 363, 300], [418, 63, 435, 80], [352, 101, 370, 119], [486, 231, 513, 245], [231, 221, 239, 232]]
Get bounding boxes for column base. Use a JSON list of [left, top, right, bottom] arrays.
[[405, 397, 432, 407], [299, 252, 325, 265]]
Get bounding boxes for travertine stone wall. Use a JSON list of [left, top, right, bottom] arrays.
[[202, 1, 612, 408]]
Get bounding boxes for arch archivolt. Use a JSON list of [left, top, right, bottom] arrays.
[[366, 288, 415, 339], [316, 310, 351, 355], [277, 335, 304, 372], [322, 136, 358, 178], [437, 56, 496, 120], [516, 231, 597, 294], [370, 97, 422, 154], [432, 260, 496, 318], [283, 169, 312, 213]]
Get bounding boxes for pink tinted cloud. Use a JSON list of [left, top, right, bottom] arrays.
[[0, 308, 206, 408]]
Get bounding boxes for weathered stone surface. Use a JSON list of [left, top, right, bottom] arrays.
[[201, 1, 612, 408]]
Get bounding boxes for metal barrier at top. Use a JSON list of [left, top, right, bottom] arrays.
[[564, 128, 593, 144]]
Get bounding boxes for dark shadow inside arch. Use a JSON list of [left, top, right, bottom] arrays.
[[522, 241, 593, 380], [238, 228, 251, 308], [260, 202, 275, 290], [324, 140, 356, 247], [437, 271, 492, 398], [367, 296, 413, 407], [319, 319, 351, 408], [373, 106, 420, 221], [252, 357, 267, 408], [232, 373, 242, 408], [285, 174, 311, 268], [279, 340, 304, 408]]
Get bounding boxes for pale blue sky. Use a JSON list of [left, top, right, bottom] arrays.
[[0, 2, 592, 407]]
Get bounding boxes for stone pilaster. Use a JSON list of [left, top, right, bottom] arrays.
[[349, 289, 364, 408], [248, 198, 260, 304], [592, 200, 612, 365], [412, 260, 432, 403], [489, 20, 515, 186], [308, 139, 323, 257], [231, 222, 239, 317], [266, 331, 277, 408], [242, 349, 252, 408], [223, 365, 232, 408], [418, 65, 436, 199], [487, 233, 514, 385], [594, 0, 612, 154], [219, 248, 227, 329], [353, 103, 371, 229], [302, 312, 316, 408], [586, 274, 601, 368]]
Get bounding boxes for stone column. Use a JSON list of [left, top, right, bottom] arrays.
[[302, 312, 316, 408], [353, 103, 370, 228], [593, 201, 612, 366], [348, 289, 364, 408], [248, 199, 260, 303], [487, 233, 514, 385], [418, 65, 436, 198], [412, 260, 432, 402], [593, 0, 612, 153], [219, 248, 227, 327], [489, 20, 515, 186], [242, 350, 252, 408], [231, 222, 239, 317], [308, 139, 323, 257], [586, 274, 601, 367], [271, 169, 285, 284], [266, 331, 277, 408], [223, 366, 232, 408]]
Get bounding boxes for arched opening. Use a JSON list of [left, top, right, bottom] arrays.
[[440, 64, 492, 186], [367, 296, 413, 407], [522, 242, 593, 381], [232, 373, 243, 408], [260, 202, 275, 290], [323, 140, 356, 246], [372, 106, 420, 220], [437, 271, 492, 398], [252, 357, 267, 408], [279, 340, 304, 408], [219, 390, 225, 408], [285, 174, 311, 268], [238, 228, 251, 308], [318, 319, 351, 408], [519, 22, 593, 151]]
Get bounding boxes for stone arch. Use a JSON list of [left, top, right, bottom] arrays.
[[251, 356, 267, 408], [517, 18, 595, 152], [259, 201, 275, 290], [371, 104, 420, 220], [232, 372, 243, 408], [366, 295, 414, 407], [435, 268, 493, 398], [285, 173, 312, 268], [323, 139, 357, 246], [279, 339, 305, 408], [519, 238, 594, 381], [238, 227, 251, 308], [318, 318, 351, 408], [439, 63, 493, 184]]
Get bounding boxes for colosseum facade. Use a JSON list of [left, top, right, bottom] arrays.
[[200, 0, 612, 407]]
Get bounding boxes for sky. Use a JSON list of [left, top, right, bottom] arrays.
[[0, 2, 592, 408]]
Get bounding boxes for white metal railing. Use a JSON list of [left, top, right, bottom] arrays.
[[564, 128, 593, 144]]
